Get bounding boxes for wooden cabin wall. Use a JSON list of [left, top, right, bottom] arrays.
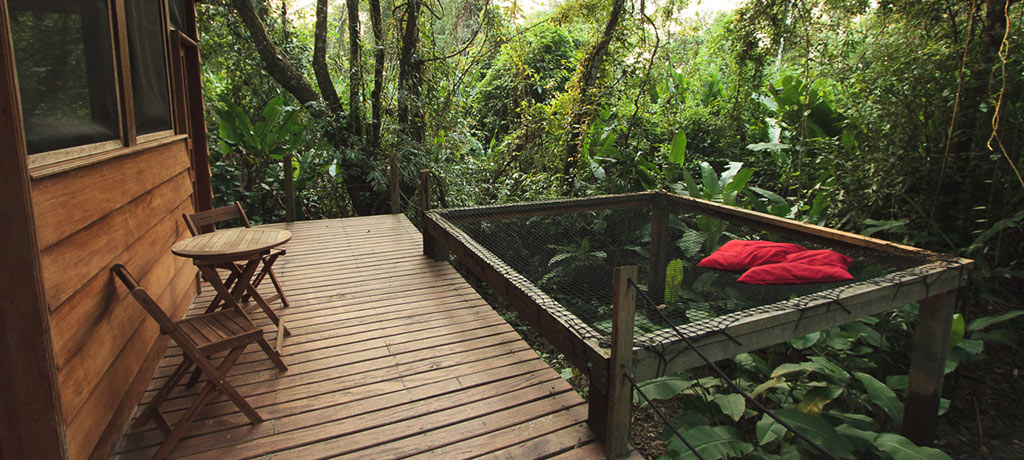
[[30, 138, 198, 460]]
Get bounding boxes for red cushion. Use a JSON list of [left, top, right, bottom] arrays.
[[737, 262, 854, 285], [782, 249, 851, 268], [697, 240, 808, 271]]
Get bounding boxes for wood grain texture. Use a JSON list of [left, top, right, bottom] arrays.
[[50, 200, 193, 369], [631, 261, 967, 381], [424, 212, 610, 393], [902, 290, 957, 445], [55, 200, 194, 422], [114, 215, 601, 459], [0, 0, 69, 457], [41, 171, 193, 312], [170, 227, 290, 259], [30, 139, 190, 251], [65, 260, 195, 460]]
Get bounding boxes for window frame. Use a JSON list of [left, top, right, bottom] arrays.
[[9, 0, 179, 172]]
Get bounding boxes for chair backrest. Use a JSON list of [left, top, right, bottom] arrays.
[[182, 202, 252, 236], [111, 264, 204, 356]]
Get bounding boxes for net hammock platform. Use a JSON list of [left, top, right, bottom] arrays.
[[423, 191, 972, 383]]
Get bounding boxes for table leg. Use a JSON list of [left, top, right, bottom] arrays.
[[225, 260, 291, 340], [204, 264, 241, 313]]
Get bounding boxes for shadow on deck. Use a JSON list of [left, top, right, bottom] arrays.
[[114, 214, 605, 459]]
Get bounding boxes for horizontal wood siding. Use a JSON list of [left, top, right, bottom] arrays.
[[30, 139, 196, 460]]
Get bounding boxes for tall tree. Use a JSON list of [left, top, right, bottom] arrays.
[[562, 0, 626, 195], [347, 0, 365, 138], [230, 0, 384, 215], [398, 0, 426, 145], [369, 0, 385, 157]]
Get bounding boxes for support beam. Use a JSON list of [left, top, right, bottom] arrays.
[[648, 195, 670, 303], [590, 265, 637, 459], [902, 290, 957, 445], [389, 153, 400, 213], [421, 170, 448, 260]]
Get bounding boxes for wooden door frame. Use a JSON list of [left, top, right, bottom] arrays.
[[0, 1, 69, 458]]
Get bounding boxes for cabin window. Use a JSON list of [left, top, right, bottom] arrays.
[[125, 0, 172, 136], [8, 0, 121, 155], [167, 0, 185, 32], [6, 0, 181, 168]]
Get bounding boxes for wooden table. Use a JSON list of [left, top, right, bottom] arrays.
[[172, 227, 291, 348]]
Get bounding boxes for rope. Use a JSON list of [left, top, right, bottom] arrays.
[[627, 278, 842, 460]]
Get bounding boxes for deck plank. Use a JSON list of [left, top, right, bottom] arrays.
[[114, 215, 602, 459]]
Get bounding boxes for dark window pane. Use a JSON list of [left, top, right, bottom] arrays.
[[9, 0, 120, 154], [126, 0, 172, 135], [168, 0, 185, 31]]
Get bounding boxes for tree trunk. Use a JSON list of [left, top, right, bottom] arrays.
[[231, 0, 377, 216], [314, 0, 343, 113], [562, 0, 625, 195], [937, 0, 1007, 239], [347, 0, 364, 139], [230, 0, 320, 106], [370, 0, 385, 158], [284, 153, 296, 221], [398, 0, 425, 145]]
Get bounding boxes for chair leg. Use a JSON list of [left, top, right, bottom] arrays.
[[133, 359, 192, 431], [256, 336, 288, 372], [151, 346, 256, 460], [266, 267, 290, 308], [186, 365, 203, 387]]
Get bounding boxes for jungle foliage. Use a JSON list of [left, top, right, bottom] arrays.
[[195, 0, 1024, 457]]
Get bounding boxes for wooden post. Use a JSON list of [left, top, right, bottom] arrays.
[[419, 169, 431, 213], [389, 153, 400, 213], [901, 290, 957, 446], [283, 153, 295, 221], [648, 195, 670, 304], [421, 170, 448, 261], [590, 265, 637, 459]]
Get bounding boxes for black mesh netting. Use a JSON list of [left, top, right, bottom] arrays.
[[438, 194, 960, 349]]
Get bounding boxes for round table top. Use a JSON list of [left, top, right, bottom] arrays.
[[171, 227, 291, 260]]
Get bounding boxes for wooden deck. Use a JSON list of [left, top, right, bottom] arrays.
[[113, 214, 603, 459]]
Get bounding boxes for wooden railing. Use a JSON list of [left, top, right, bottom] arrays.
[[418, 179, 972, 458]]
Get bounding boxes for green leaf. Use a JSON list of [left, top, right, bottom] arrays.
[[886, 374, 908, 391], [948, 314, 964, 351], [682, 169, 701, 197], [835, 424, 878, 453], [822, 411, 879, 431], [664, 425, 754, 460], [751, 377, 789, 399], [634, 376, 694, 406], [669, 131, 687, 166], [789, 332, 821, 350], [966, 310, 1024, 333], [664, 259, 684, 304], [807, 356, 851, 385], [734, 353, 771, 375], [699, 162, 721, 198], [796, 385, 843, 415], [713, 393, 745, 422], [853, 372, 903, 426], [770, 408, 855, 459], [872, 433, 952, 460], [756, 413, 788, 445], [770, 362, 822, 379]]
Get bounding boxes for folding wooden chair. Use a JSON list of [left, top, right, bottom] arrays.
[[112, 264, 287, 460], [183, 202, 290, 308]]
